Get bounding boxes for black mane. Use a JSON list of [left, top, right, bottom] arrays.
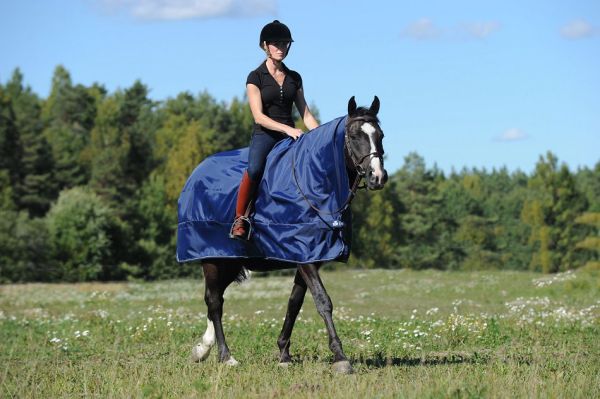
[[350, 106, 380, 124]]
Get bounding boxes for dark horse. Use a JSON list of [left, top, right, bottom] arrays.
[[190, 97, 387, 374]]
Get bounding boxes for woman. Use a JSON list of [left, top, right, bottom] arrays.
[[230, 20, 319, 240]]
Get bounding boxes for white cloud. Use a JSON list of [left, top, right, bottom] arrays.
[[495, 128, 527, 142], [95, 0, 276, 20], [401, 18, 441, 40], [461, 21, 501, 39], [560, 19, 596, 39], [401, 19, 501, 40]]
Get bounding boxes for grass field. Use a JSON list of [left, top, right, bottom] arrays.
[[1, 268, 599, 398]]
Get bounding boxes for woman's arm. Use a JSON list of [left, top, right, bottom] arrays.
[[247, 84, 303, 140], [294, 88, 319, 130]]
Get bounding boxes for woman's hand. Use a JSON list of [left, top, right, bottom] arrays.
[[285, 127, 304, 140]]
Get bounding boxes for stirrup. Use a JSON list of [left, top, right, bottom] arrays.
[[229, 216, 253, 241]]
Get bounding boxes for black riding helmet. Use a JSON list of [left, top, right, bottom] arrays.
[[259, 20, 293, 53]]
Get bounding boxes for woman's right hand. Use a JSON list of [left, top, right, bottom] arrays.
[[286, 127, 304, 140]]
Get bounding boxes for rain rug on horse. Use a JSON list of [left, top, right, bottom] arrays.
[[177, 116, 353, 264]]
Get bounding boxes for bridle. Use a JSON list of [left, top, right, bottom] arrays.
[[344, 116, 385, 179], [291, 116, 384, 218]]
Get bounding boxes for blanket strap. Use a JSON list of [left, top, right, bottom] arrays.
[[292, 149, 363, 216]]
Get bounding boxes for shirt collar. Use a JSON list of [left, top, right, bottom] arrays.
[[259, 60, 289, 74]]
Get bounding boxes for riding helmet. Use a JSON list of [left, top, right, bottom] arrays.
[[259, 20, 294, 47]]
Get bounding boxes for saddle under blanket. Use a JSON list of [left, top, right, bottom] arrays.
[[176, 116, 353, 264]]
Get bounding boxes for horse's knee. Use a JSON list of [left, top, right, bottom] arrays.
[[204, 290, 223, 313]]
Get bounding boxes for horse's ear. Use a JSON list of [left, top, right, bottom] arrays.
[[348, 96, 357, 116], [370, 96, 380, 115]]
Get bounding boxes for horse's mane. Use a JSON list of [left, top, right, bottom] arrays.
[[351, 107, 380, 124]]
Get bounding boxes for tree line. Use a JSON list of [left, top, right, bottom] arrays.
[[1, 66, 598, 282]]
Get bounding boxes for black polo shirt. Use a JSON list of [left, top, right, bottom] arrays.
[[247, 61, 303, 134]]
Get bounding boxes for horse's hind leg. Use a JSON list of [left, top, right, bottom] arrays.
[[277, 270, 307, 365], [298, 263, 353, 374], [192, 261, 241, 365]]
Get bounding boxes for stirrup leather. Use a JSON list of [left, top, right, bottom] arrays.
[[229, 216, 253, 241]]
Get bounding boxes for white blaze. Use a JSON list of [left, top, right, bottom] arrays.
[[360, 123, 384, 180]]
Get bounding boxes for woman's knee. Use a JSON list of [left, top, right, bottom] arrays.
[[247, 165, 264, 181]]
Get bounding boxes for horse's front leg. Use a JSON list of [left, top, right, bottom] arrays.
[[192, 261, 241, 366], [277, 270, 307, 365], [298, 263, 353, 374]]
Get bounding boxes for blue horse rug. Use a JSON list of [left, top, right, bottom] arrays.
[[176, 116, 353, 264]]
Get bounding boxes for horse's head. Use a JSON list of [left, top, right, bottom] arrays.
[[345, 96, 388, 190]]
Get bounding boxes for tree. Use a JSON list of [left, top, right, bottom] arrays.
[[42, 66, 99, 190], [522, 152, 588, 272], [574, 212, 600, 270], [5, 69, 56, 216], [163, 119, 217, 206], [575, 162, 600, 212], [46, 187, 126, 281], [90, 81, 155, 206], [0, 86, 22, 201], [351, 186, 399, 268], [391, 153, 452, 269]]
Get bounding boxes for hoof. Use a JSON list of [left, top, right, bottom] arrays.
[[191, 342, 212, 363], [224, 356, 239, 366], [278, 361, 291, 368], [332, 360, 353, 375]]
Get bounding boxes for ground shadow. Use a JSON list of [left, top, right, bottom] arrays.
[[351, 350, 493, 368]]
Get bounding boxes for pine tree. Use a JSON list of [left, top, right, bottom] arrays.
[[0, 86, 23, 200], [522, 152, 588, 272], [5, 69, 56, 216], [90, 81, 155, 206], [391, 153, 451, 269], [574, 212, 600, 270]]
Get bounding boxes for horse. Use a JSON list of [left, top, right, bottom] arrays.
[[185, 96, 387, 374]]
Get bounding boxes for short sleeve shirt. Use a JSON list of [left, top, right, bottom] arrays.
[[246, 61, 303, 134]]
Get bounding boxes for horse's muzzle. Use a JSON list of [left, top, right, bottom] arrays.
[[367, 168, 388, 190]]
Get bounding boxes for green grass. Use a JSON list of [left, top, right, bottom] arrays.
[[1, 269, 599, 398]]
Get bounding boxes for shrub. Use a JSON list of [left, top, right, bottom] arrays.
[[46, 187, 124, 281]]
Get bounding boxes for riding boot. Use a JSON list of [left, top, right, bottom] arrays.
[[230, 171, 256, 240]]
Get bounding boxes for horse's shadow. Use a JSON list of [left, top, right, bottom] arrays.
[[351, 350, 492, 368]]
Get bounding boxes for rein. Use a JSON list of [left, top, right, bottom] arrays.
[[291, 116, 382, 217]]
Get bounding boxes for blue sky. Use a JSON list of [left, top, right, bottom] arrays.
[[1, 0, 599, 174]]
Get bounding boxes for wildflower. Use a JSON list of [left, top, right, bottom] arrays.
[[426, 307, 439, 316]]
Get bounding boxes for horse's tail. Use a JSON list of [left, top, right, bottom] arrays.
[[235, 267, 251, 283]]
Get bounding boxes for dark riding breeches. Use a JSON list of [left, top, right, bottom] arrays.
[[247, 131, 285, 181]]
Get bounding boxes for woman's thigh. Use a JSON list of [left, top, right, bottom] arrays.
[[247, 132, 282, 181]]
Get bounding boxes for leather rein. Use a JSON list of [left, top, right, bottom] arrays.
[[291, 116, 384, 217]]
